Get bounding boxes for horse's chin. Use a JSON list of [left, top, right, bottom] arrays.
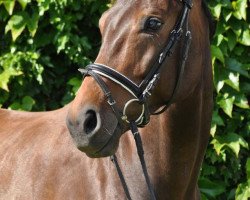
[[77, 125, 123, 158], [85, 144, 119, 158]]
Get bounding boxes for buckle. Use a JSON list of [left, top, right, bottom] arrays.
[[122, 99, 145, 124], [142, 74, 160, 100], [108, 99, 116, 106]]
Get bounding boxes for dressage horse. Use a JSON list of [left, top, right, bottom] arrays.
[[0, 0, 214, 199]]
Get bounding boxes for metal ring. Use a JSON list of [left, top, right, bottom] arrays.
[[122, 99, 145, 124]]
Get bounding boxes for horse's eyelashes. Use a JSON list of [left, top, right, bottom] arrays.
[[143, 17, 163, 33]]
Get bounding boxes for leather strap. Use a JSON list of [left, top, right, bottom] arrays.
[[78, 1, 193, 199], [110, 155, 132, 200]]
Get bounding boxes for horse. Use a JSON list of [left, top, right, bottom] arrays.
[[0, 0, 214, 199]]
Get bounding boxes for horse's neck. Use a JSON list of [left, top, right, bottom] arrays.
[[155, 81, 212, 198], [116, 80, 212, 199]]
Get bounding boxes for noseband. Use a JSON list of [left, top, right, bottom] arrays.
[[79, 0, 192, 199]]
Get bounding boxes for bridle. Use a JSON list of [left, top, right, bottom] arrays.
[[79, 0, 193, 199]]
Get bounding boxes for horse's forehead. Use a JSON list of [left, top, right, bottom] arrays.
[[100, 0, 172, 28]]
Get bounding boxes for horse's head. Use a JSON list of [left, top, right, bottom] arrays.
[[66, 0, 210, 157]]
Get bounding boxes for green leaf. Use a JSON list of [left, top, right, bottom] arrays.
[[211, 138, 226, 156], [239, 29, 250, 46], [236, 182, 250, 200], [57, 35, 69, 53], [226, 58, 249, 78], [236, 0, 247, 20], [21, 96, 35, 111], [225, 72, 240, 91], [230, 18, 243, 37], [233, 47, 245, 57], [241, 82, 250, 94], [213, 4, 222, 19], [0, 67, 22, 91], [37, 0, 50, 16], [215, 20, 225, 36], [5, 12, 28, 41], [247, 158, 250, 180], [17, 0, 30, 10], [232, 0, 247, 20], [201, 193, 209, 200], [216, 34, 224, 46], [9, 102, 22, 110], [234, 94, 249, 109], [212, 110, 225, 126], [217, 93, 235, 117], [211, 45, 225, 63], [199, 178, 226, 198], [67, 77, 81, 94], [68, 77, 81, 87], [0, 70, 12, 91], [27, 12, 39, 37], [227, 31, 237, 51], [3, 1, 15, 15], [213, 64, 224, 93], [212, 133, 249, 157], [223, 9, 232, 22], [238, 0, 247, 20], [210, 123, 217, 137]]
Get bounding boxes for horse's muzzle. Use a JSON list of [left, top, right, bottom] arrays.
[[66, 105, 121, 157]]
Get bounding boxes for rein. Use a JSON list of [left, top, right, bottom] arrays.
[[79, 0, 193, 199]]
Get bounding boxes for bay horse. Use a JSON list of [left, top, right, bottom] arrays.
[[0, 0, 214, 199]]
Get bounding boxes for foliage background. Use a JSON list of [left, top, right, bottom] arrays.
[[0, 0, 249, 199]]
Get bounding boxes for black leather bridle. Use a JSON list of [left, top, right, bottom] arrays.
[[79, 0, 193, 199]]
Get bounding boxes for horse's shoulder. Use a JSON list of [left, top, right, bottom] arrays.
[[0, 107, 90, 199], [0, 106, 71, 153]]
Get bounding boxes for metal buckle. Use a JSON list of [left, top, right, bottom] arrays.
[[108, 99, 116, 106], [186, 30, 191, 37], [122, 99, 145, 124], [142, 74, 160, 100]]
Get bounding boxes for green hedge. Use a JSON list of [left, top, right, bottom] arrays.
[[0, 0, 109, 110], [0, 1, 249, 199], [199, 1, 250, 199]]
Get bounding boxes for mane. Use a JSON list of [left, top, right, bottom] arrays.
[[201, 0, 216, 41]]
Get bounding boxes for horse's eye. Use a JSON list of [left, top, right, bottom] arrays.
[[144, 17, 163, 32]]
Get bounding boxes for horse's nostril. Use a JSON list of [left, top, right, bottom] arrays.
[[84, 110, 97, 134]]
